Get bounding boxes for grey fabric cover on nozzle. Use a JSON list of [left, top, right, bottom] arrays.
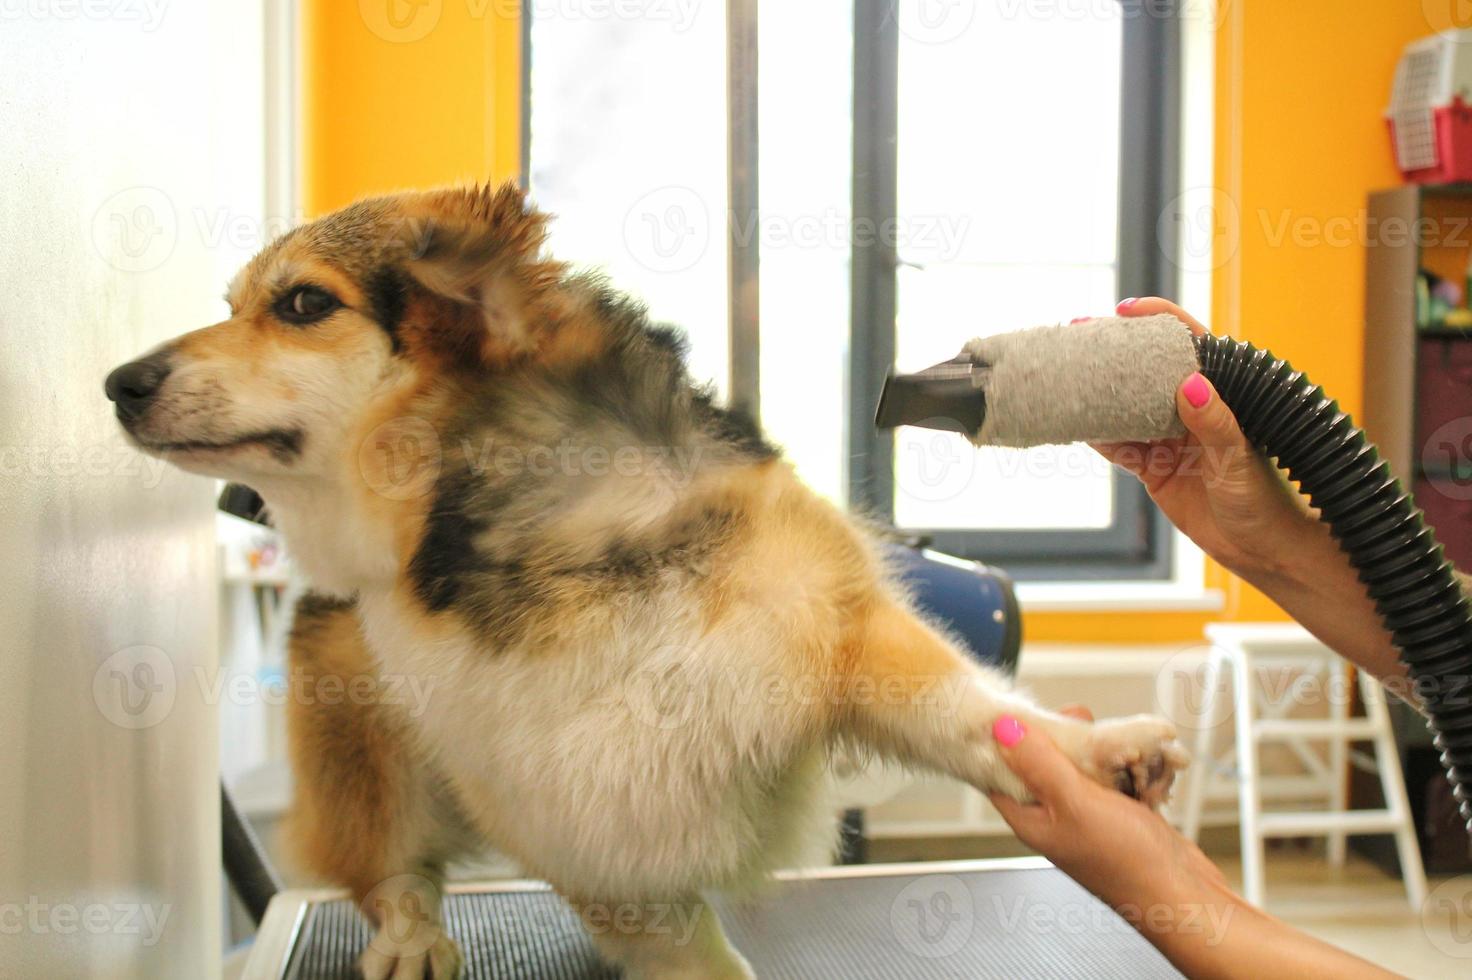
[[963, 314, 1200, 447]]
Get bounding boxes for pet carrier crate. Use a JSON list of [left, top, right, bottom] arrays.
[[1388, 30, 1472, 184]]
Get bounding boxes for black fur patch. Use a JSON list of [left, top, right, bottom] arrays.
[[691, 390, 778, 459], [266, 428, 305, 462], [405, 275, 777, 636], [409, 470, 491, 612], [643, 322, 690, 359], [365, 267, 409, 352], [289, 591, 358, 648]]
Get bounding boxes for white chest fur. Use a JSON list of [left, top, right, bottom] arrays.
[[351, 587, 836, 899]]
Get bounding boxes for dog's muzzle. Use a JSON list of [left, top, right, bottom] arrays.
[[105, 352, 172, 422]]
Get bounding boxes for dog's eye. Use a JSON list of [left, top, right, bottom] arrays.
[[275, 285, 341, 325]]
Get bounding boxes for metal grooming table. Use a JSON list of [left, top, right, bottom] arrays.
[[242, 858, 1182, 978]]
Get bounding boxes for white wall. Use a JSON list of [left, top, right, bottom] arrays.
[[0, 7, 267, 977]]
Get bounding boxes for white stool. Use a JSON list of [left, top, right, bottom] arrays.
[[1177, 623, 1427, 909]]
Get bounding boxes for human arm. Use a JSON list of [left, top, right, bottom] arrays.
[[987, 715, 1400, 980]]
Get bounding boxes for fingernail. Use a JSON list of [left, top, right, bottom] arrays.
[[1182, 372, 1210, 408], [1116, 297, 1138, 312], [1069, 316, 1091, 324], [993, 715, 1026, 748]]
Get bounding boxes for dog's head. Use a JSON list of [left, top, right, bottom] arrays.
[[104, 182, 572, 485]]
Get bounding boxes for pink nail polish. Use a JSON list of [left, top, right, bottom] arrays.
[[1182, 372, 1210, 408], [1116, 297, 1139, 312], [1070, 316, 1091, 324], [993, 715, 1026, 748]]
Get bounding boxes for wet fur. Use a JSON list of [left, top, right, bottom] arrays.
[[111, 182, 1188, 979]]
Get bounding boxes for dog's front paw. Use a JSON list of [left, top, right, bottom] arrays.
[[1084, 715, 1189, 808], [359, 925, 463, 980]]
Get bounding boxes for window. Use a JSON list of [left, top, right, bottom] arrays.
[[851, 0, 1181, 579], [528, 0, 1181, 580], [527, 8, 730, 392]]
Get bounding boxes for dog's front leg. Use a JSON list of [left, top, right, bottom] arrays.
[[842, 599, 1188, 806], [284, 596, 464, 979]]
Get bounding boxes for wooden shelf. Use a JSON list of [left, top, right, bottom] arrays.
[[1418, 183, 1472, 199], [1363, 186, 1421, 482], [1414, 464, 1472, 480]]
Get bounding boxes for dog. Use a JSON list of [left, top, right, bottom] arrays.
[[106, 182, 1188, 979]]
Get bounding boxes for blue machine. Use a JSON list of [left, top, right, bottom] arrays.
[[884, 541, 1021, 677]]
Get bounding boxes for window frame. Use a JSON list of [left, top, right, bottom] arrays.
[[847, 0, 1183, 580]]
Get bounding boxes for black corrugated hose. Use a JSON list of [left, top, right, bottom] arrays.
[[1195, 334, 1472, 829]]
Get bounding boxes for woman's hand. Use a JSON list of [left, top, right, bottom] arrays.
[[1090, 300, 1411, 705], [1090, 297, 1315, 583], [988, 712, 1398, 980], [988, 712, 1226, 909]]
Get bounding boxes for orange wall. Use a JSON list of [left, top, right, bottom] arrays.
[[301, 1, 521, 216], [301, 2, 1457, 643], [1206, 3, 1439, 619]]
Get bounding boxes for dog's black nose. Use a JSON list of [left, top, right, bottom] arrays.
[[105, 355, 171, 421]]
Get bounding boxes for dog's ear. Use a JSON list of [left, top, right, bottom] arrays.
[[398, 182, 563, 365]]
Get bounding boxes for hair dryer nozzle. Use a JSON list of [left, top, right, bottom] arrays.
[[874, 355, 988, 436], [875, 315, 1198, 446]]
